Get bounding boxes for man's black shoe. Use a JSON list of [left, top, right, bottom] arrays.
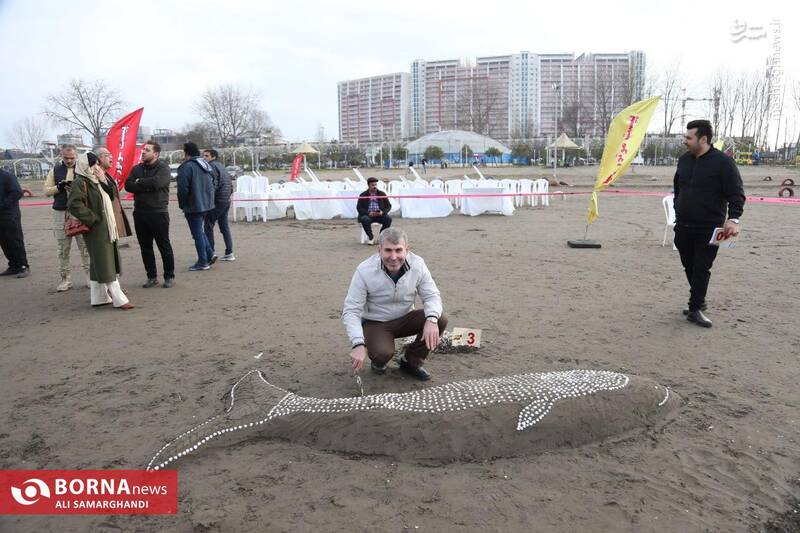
[[209, 255, 218, 266], [687, 310, 713, 328], [142, 278, 159, 288], [370, 361, 387, 375], [0, 268, 20, 276], [398, 358, 430, 381], [683, 303, 708, 315], [15, 266, 29, 278]]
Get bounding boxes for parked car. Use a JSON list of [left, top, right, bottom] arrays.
[[169, 163, 180, 181]]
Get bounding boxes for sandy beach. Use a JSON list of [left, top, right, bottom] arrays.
[[1, 164, 798, 532]]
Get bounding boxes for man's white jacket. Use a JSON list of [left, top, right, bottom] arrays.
[[342, 252, 443, 347]]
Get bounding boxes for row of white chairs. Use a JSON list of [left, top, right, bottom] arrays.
[[384, 177, 551, 209], [231, 173, 553, 222]]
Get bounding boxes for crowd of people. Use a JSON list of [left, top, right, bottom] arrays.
[[1, 120, 744, 378], [0, 141, 235, 309]]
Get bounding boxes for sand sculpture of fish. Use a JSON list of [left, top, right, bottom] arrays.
[[148, 369, 676, 470]]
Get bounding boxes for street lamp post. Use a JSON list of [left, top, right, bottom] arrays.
[[552, 83, 560, 176]]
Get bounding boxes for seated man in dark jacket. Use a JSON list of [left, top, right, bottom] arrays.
[[356, 177, 391, 244]]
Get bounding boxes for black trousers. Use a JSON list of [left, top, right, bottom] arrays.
[[674, 225, 719, 311], [358, 214, 392, 239], [133, 211, 175, 279], [0, 213, 28, 270]]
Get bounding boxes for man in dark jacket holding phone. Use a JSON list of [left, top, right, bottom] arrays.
[[125, 140, 175, 288]]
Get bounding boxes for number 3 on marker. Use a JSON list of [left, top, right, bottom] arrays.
[[467, 332, 475, 345]]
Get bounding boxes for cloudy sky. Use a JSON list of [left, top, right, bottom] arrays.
[[0, 0, 796, 146]]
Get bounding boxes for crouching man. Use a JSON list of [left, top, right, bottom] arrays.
[[343, 227, 447, 381]]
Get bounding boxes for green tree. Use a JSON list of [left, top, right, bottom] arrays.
[[461, 144, 473, 165], [423, 145, 444, 160], [511, 142, 534, 163], [484, 147, 503, 166]]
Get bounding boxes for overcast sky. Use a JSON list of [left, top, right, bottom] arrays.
[[1, 0, 796, 146]]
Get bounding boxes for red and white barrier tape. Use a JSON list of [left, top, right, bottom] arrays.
[[17, 189, 800, 207]]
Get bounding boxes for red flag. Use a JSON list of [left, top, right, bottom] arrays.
[[290, 153, 303, 182], [105, 108, 144, 190]]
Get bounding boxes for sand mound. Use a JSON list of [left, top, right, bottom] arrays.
[[148, 369, 679, 470]]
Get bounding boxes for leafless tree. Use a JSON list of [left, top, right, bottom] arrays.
[[194, 84, 279, 147], [44, 79, 124, 145], [792, 80, 800, 153], [560, 82, 586, 138], [704, 71, 728, 135], [716, 71, 740, 138], [180, 122, 215, 148], [8, 116, 48, 154], [735, 72, 761, 141], [594, 68, 618, 136], [454, 74, 502, 137], [656, 63, 683, 136]]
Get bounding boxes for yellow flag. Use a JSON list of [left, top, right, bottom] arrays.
[[587, 96, 661, 224]]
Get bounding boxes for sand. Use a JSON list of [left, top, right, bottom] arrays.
[[1, 165, 798, 532]]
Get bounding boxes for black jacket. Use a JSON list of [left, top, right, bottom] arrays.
[[673, 147, 745, 227], [357, 189, 391, 217], [124, 161, 172, 212], [0, 169, 23, 216], [209, 160, 232, 204]]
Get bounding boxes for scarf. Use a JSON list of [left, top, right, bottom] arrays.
[[75, 154, 119, 243]]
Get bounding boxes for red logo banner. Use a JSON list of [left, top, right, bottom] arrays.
[[105, 108, 144, 191], [290, 153, 303, 181], [0, 470, 177, 515]]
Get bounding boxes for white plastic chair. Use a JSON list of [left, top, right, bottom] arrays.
[[359, 223, 382, 244], [232, 175, 254, 222], [533, 179, 550, 207], [387, 180, 405, 214], [662, 195, 677, 249], [444, 179, 463, 208], [430, 179, 444, 189], [499, 179, 518, 202], [518, 179, 534, 206], [250, 175, 270, 221]]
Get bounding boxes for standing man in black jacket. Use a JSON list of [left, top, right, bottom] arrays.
[[357, 177, 392, 245], [673, 120, 745, 328], [0, 169, 29, 278], [202, 149, 235, 261], [124, 140, 176, 288]]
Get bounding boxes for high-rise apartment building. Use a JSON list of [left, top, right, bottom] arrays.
[[338, 50, 645, 143], [539, 51, 646, 137], [337, 73, 410, 144]]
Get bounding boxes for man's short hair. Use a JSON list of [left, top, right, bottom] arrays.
[[145, 140, 162, 154], [687, 120, 713, 144], [183, 142, 200, 157], [204, 149, 219, 159], [378, 227, 407, 247], [367, 177, 379, 184], [95, 147, 111, 156], [60, 144, 76, 152]]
